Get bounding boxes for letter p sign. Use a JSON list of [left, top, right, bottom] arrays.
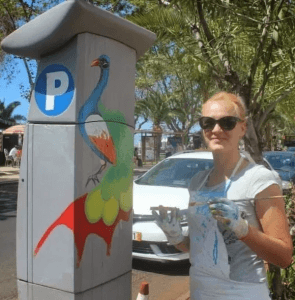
[[35, 64, 74, 117], [46, 71, 69, 111]]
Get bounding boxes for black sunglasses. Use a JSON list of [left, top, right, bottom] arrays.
[[199, 116, 243, 131]]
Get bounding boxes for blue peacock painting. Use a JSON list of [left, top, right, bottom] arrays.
[[34, 55, 133, 266]]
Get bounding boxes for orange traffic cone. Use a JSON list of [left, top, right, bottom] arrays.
[[136, 281, 149, 300]]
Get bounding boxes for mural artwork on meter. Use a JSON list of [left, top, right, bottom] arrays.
[[35, 64, 75, 116], [34, 55, 133, 267]]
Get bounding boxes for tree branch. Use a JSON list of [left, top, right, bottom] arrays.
[[196, 0, 215, 48], [1, 2, 17, 31], [22, 58, 34, 88], [195, 0, 241, 92], [136, 117, 148, 130], [190, 24, 216, 70], [18, 0, 30, 22], [248, 0, 275, 90], [257, 89, 293, 131], [251, 43, 275, 110]]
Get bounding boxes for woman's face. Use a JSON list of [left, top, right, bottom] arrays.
[[201, 100, 246, 153]]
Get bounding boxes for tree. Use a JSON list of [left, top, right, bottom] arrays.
[[135, 42, 216, 142], [0, 0, 62, 101], [0, 99, 26, 124], [128, 0, 295, 162]]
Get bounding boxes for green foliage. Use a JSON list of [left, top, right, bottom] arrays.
[[267, 188, 295, 299], [0, 0, 62, 101], [87, 0, 135, 17], [128, 0, 295, 158], [134, 41, 217, 136], [0, 99, 26, 123]]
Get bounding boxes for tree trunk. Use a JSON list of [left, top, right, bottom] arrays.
[[153, 125, 162, 162], [243, 117, 264, 163], [269, 264, 284, 299]]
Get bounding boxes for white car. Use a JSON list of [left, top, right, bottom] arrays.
[[132, 151, 214, 262], [132, 151, 285, 262]]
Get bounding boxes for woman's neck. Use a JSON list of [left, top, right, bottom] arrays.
[[212, 150, 242, 179]]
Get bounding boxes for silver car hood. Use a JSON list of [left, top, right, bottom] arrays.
[[133, 182, 190, 215]]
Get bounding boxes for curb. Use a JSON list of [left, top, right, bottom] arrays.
[[0, 179, 19, 185]]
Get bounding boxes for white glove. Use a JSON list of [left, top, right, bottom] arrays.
[[208, 198, 249, 239], [151, 206, 184, 245]]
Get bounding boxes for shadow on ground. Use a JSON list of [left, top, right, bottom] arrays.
[[0, 182, 18, 221], [132, 258, 190, 276]]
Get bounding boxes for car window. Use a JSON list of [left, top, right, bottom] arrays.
[[263, 153, 295, 169], [135, 158, 214, 188]]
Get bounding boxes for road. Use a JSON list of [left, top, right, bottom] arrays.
[[0, 183, 18, 300], [0, 181, 190, 300]]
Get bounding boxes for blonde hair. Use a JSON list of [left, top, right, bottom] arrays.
[[204, 92, 247, 120]]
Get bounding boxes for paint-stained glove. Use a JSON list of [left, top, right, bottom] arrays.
[[151, 206, 184, 245], [208, 198, 249, 239]]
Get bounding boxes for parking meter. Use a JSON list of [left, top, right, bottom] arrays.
[[1, 1, 156, 299]]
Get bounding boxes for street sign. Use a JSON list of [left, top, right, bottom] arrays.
[[35, 64, 74, 117]]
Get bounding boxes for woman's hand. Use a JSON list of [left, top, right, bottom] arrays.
[[208, 198, 249, 239], [151, 206, 184, 245]]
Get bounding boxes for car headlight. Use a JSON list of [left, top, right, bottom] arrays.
[[281, 180, 292, 190]]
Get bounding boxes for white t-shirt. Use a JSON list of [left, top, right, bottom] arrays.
[[9, 147, 17, 159], [188, 162, 279, 299]]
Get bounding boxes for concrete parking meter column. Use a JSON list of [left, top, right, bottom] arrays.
[[1, 1, 156, 299]]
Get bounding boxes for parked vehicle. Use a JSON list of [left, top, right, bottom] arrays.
[[132, 151, 286, 262], [132, 151, 213, 262], [262, 157, 292, 194], [263, 151, 295, 193]]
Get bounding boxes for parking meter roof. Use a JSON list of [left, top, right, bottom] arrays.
[[1, 0, 156, 60]]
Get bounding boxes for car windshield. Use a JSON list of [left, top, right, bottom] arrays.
[[263, 153, 295, 170], [135, 158, 213, 188]]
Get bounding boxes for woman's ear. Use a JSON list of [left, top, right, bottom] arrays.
[[240, 120, 247, 139]]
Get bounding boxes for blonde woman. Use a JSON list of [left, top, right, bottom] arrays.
[[152, 92, 293, 300]]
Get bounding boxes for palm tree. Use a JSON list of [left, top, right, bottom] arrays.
[[0, 100, 26, 126], [135, 91, 174, 160]]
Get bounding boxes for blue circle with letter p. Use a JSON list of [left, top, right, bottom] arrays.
[[35, 64, 74, 116]]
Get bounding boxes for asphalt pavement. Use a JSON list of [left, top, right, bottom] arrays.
[[0, 181, 18, 300]]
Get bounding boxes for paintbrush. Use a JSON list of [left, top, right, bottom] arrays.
[[189, 195, 286, 207]]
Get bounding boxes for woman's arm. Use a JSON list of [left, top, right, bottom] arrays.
[[241, 184, 293, 268], [175, 236, 190, 253]]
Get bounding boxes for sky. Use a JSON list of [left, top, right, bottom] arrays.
[[0, 59, 31, 121]]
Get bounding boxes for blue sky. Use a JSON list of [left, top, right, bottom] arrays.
[[0, 59, 31, 121]]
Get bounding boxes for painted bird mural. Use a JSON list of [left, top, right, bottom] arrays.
[[34, 55, 133, 266], [78, 55, 115, 186]]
